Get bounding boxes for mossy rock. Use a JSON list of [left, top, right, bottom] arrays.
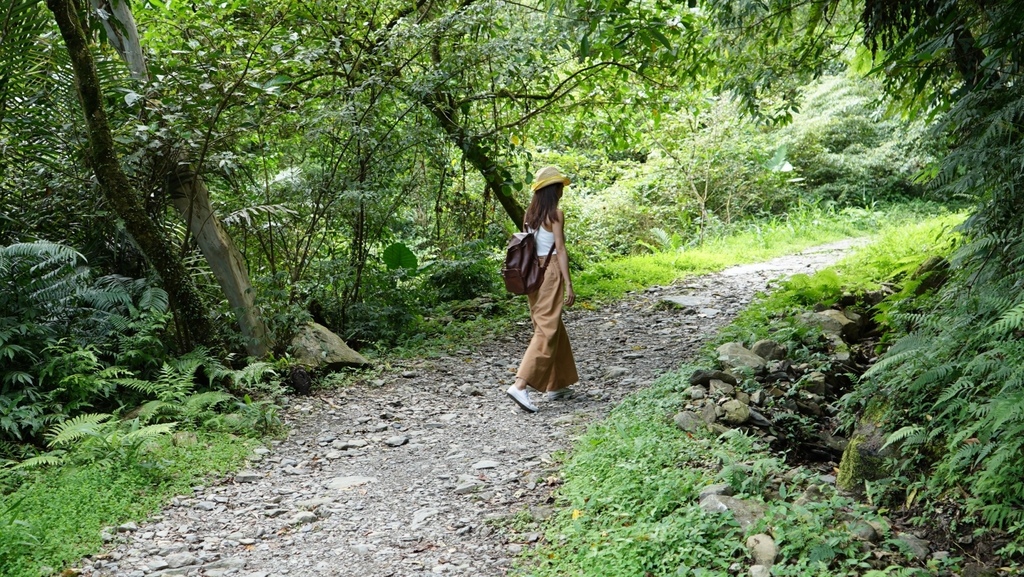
[[836, 420, 890, 493]]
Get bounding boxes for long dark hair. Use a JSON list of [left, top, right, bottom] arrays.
[[523, 183, 563, 231]]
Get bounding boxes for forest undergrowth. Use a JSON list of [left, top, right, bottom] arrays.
[[521, 212, 1024, 576]]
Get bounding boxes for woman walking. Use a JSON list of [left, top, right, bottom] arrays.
[[507, 166, 579, 413]]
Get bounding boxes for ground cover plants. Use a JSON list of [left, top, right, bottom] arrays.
[[0, 434, 253, 577], [517, 213, 1024, 576], [0, 245, 283, 577], [519, 367, 910, 577]]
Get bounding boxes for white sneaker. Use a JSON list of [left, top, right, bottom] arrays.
[[545, 388, 575, 401], [506, 385, 538, 413]]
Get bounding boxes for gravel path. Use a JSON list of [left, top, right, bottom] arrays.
[[81, 240, 862, 577]]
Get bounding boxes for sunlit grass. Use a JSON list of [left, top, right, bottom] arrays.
[[574, 202, 956, 302]]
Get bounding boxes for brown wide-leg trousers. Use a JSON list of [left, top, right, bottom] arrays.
[[516, 256, 578, 392]]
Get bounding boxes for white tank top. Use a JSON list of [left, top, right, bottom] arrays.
[[531, 225, 556, 256]]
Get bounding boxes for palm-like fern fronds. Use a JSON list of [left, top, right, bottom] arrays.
[[182, 391, 233, 416], [45, 413, 111, 448]]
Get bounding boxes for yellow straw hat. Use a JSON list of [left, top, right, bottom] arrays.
[[530, 166, 571, 192]]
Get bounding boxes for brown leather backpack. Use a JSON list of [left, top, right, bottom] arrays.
[[502, 229, 555, 295]]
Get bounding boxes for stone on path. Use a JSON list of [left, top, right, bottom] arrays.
[[660, 295, 714, 308], [411, 507, 440, 529], [289, 511, 317, 525], [234, 471, 260, 483], [472, 460, 500, 470], [164, 552, 199, 568], [327, 475, 376, 490], [745, 533, 777, 567], [603, 366, 630, 380]]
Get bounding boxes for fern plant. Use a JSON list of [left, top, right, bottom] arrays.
[[849, 235, 1024, 540], [114, 351, 282, 436], [0, 241, 177, 445], [17, 413, 177, 470]]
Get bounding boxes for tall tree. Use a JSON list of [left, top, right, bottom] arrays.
[[45, 0, 214, 351], [95, 0, 272, 358]]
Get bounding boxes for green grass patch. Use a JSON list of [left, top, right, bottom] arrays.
[[522, 366, 899, 576], [0, 434, 253, 577], [522, 369, 740, 576], [716, 211, 965, 348], [573, 202, 952, 302]]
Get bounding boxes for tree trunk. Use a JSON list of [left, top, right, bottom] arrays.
[[86, 0, 273, 357], [47, 0, 213, 351], [89, 0, 148, 82], [168, 163, 270, 357]]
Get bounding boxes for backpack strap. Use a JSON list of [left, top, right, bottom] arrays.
[[539, 240, 556, 270]]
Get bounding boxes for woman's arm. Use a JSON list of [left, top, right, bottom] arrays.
[[551, 210, 575, 307]]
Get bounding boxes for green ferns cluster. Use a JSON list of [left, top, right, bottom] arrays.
[[0, 241, 284, 456], [848, 233, 1024, 540]]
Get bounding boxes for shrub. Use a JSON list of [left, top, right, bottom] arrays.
[[425, 240, 500, 302]]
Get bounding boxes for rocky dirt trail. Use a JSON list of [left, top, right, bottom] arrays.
[[80, 240, 862, 577]]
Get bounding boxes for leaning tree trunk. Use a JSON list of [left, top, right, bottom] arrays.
[[86, 0, 271, 358], [47, 0, 213, 351], [89, 0, 148, 83], [420, 94, 526, 229], [168, 163, 269, 357]]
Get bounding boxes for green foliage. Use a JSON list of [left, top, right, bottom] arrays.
[[0, 432, 252, 577], [574, 203, 942, 302], [524, 371, 739, 576], [425, 241, 501, 303], [117, 352, 282, 435], [843, 230, 1024, 540], [17, 414, 176, 471], [382, 243, 418, 272], [778, 76, 933, 207], [524, 366, 899, 576]]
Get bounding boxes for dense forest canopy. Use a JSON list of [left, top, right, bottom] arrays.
[[1, 0, 1019, 359]]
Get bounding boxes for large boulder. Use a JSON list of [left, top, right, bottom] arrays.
[[716, 343, 767, 372], [291, 322, 370, 369]]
